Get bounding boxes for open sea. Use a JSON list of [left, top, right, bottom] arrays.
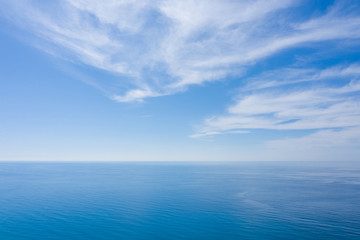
[[0, 161, 359, 240]]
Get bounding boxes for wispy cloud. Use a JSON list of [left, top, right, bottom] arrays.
[[268, 127, 360, 151], [1, 0, 360, 101], [192, 64, 360, 136], [264, 127, 360, 161], [243, 64, 360, 91], [190, 130, 249, 139]]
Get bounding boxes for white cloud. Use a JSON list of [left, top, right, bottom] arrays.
[[192, 69, 360, 137], [243, 64, 360, 91], [111, 88, 163, 103], [1, 0, 360, 101], [189, 130, 249, 139], [190, 54, 360, 159]]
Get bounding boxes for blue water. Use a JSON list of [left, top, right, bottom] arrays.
[[0, 162, 360, 239]]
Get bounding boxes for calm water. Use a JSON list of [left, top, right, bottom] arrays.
[[0, 162, 359, 240]]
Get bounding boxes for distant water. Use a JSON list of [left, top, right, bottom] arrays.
[[1, 162, 360, 240]]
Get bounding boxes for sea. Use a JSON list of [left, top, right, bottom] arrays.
[[0, 161, 359, 240]]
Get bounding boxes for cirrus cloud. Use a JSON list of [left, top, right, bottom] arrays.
[[1, 0, 360, 102]]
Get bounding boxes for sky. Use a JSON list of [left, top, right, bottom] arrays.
[[0, 0, 360, 161]]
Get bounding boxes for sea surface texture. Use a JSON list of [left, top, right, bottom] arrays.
[[0, 162, 359, 240]]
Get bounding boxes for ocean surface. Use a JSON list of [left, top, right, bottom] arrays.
[[0, 162, 360, 240]]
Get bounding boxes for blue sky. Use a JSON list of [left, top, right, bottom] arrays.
[[0, 0, 360, 161]]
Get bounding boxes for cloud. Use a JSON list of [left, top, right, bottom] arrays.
[[189, 130, 249, 139], [192, 64, 360, 137], [190, 63, 360, 160], [264, 127, 360, 161], [1, 0, 360, 101], [268, 127, 360, 150], [242, 64, 360, 91]]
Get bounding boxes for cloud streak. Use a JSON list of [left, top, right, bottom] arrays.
[[191, 62, 360, 157], [1, 0, 360, 102], [192, 69, 360, 137], [264, 127, 360, 161]]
